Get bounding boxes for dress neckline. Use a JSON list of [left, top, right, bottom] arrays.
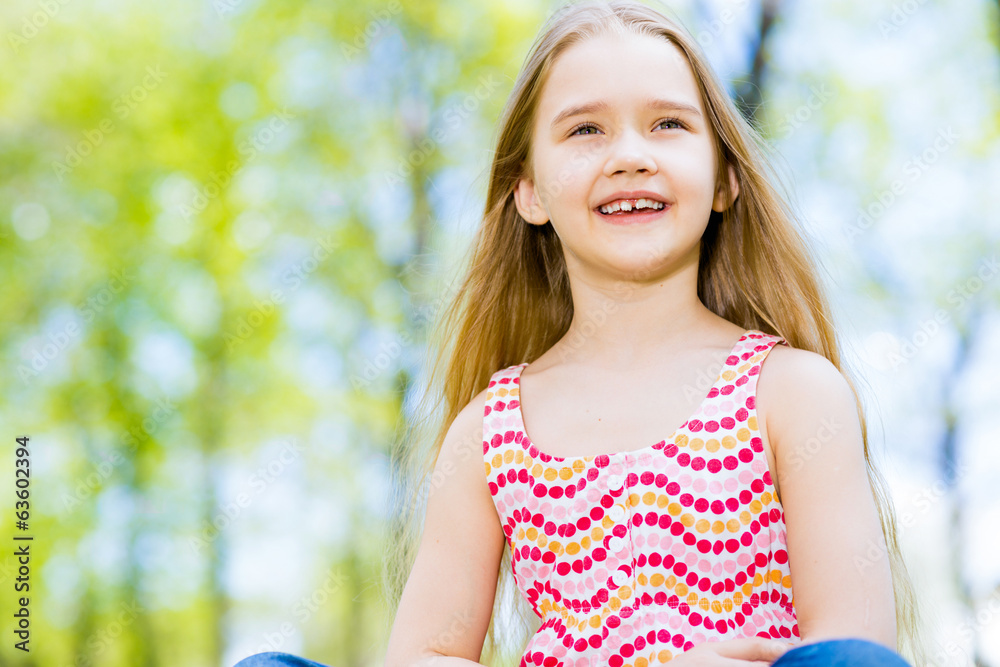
[[510, 329, 761, 463]]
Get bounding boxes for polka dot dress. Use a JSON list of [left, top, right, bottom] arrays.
[[482, 330, 800, 666]]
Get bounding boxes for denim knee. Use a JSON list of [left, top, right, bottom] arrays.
[[232, 651, 332, 667], [772, 638, 912, 667]]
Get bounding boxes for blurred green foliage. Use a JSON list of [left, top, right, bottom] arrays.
[[0, 0, 547, 664]]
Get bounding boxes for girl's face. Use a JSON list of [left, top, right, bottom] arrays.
[[514, 32, 737, 283]]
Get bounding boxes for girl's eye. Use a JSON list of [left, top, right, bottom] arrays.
[[569, 123, 600, 136], [657, 117, 685, 130]]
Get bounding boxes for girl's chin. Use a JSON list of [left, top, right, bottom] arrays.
[[581, 246, 690, 277]]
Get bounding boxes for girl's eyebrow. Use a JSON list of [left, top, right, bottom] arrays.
[[550, 97, 702, 130]]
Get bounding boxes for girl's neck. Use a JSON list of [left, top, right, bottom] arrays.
[[554, 259, 728, 369]]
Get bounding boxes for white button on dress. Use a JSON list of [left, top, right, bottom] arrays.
[[609, 504, 626, 522]]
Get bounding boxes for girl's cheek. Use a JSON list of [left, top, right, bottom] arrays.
[[665, 158, 714, 193], [570, 147, 600, 172], [536, 178, 561, 204], [539, 167, 586, 204]]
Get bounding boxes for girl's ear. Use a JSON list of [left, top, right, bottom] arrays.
[[712, 162, 740, 212], [514, 177, 550, 225]]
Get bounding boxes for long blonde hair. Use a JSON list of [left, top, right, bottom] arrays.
[[381, 1, 927, 665]]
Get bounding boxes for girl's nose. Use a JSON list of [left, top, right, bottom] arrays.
[[603, 130, 657, 176]]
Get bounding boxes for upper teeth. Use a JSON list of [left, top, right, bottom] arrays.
[[599, 198, 665, 214]]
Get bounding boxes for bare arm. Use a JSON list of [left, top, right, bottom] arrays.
[[383, 387, 506, 667], [760, 346, 897, 649]]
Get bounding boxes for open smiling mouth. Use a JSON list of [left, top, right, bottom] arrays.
[[595, 198, 670, 222]]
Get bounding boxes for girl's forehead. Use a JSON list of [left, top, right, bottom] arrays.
[[538, 35, 702, 125], [538, 33, 703, 120]]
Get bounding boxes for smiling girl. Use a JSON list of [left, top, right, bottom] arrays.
[[377, 1, 929, 665], [237, 1, 927, 666]]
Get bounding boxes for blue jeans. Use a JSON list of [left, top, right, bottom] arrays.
[[234, 639, 912, 666], [772, 638, 912, 666], [232, 653, 332, 666]]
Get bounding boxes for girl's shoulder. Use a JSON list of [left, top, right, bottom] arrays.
[[756, 342, 859, 454], [756, 342, 846, 398]]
